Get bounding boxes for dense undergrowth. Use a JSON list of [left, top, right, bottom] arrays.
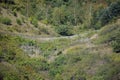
[[95, 21, 120, 53], [0, 34, 49, 80], [0, 29, 120, 80], [0, 0, 120, 80]]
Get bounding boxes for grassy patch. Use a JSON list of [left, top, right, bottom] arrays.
[[95, 22, 120, 53]]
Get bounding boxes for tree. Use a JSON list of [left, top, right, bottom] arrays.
[[52, 5, 67, 25]]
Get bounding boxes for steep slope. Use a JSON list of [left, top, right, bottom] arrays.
[[0, 7, 58, 36]]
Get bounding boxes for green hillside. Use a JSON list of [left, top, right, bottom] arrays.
[[0, 0, 120, 80]]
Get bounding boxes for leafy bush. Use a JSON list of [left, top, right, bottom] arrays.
[[16, 19, 22, 25], [13, 11, 17, 17], [29, 17, 38, 27], [12, 9, 17, 17], [111, 33, 120, 53], [41, 19, 48, 25], [54, 25, 74, 36], [32, 19, 38, 27], [0, 16, 12, 25], [112, 41, 120, 53]]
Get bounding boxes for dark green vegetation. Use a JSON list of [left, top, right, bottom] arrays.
[[0, 16, 12, 25], [54, 25, 73, 36], [0, 0, 120, 80], [16, 19, 22, 25], [92, 1, 120, 29]]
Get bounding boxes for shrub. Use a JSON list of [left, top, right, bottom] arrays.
[[29, 17, 38, 27], [32, 19, 38, 27], [0, 16, 12, 25], [54, 25, 74, 36], [41, 19, 48, 25], [111, 33, 120, 53], [16, 19, 22, 25], [13, 11, 17, 17], [12, 9, 17, 17], [112, 41, 120, 53]]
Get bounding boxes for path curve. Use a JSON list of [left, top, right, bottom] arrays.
[[0, 31, 81, 41]]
